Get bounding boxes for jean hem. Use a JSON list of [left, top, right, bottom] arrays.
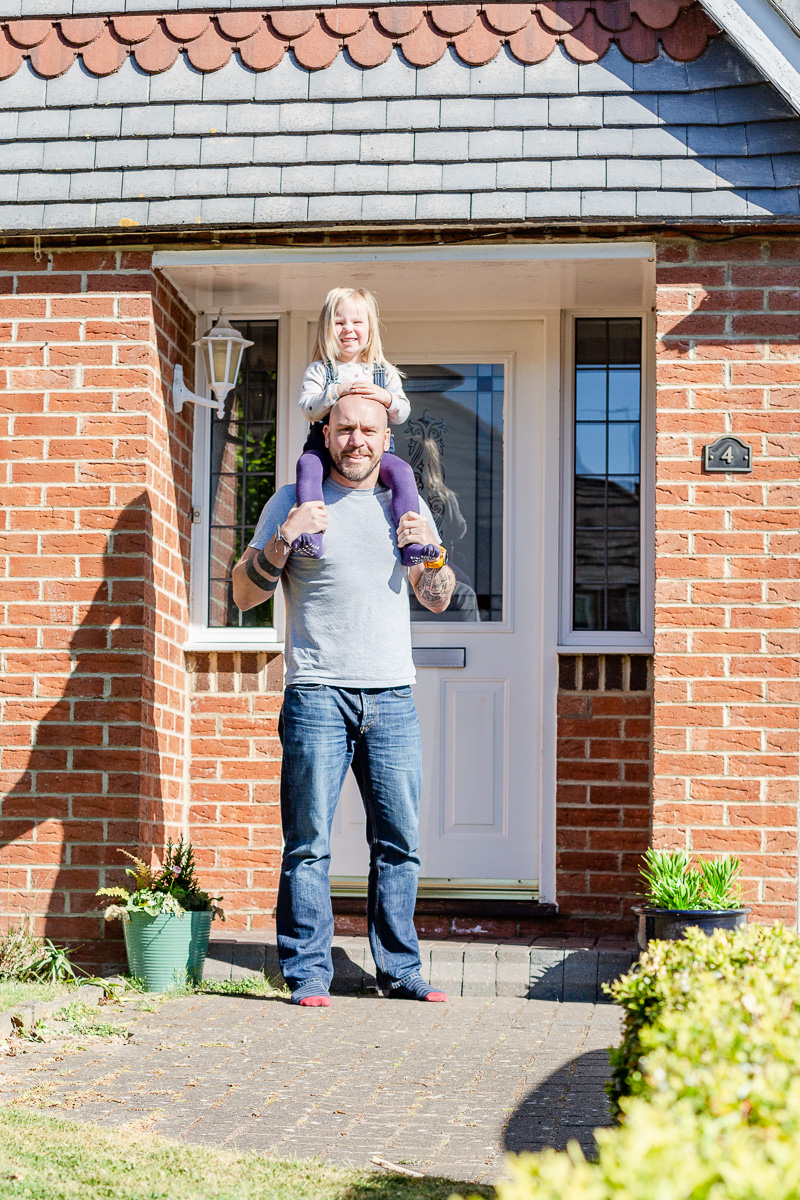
[[290, 980, 331, 1003]]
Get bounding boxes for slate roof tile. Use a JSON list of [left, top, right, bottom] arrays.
[[0, 1, 720, 82]]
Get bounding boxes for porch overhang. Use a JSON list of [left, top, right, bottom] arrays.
[[154, 241, 656, 317]]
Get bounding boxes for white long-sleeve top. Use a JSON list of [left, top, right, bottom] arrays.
[[298, 359, 411, 425]]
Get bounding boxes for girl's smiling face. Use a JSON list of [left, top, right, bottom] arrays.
[[334, 296, 370, 362]]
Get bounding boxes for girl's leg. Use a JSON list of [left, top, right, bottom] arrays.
[[292, 448, 326, 557], [379, 453, 440, 567]]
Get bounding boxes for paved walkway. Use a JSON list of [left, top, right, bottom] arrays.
[[1, 993, 622, 1183]]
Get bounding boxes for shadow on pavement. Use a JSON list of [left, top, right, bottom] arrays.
[[503, 1048, 613, 1157]]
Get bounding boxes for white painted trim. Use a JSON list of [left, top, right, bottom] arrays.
[[699, 0, 800, 115], [187, 311, 287, 646], [154, 241, 657, 269], [538, 313, 562, 908], [184, 638, 285, 652], [559, 309, 655, 651]]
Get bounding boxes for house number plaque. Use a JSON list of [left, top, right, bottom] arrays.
[[703, 435, 753, 474]]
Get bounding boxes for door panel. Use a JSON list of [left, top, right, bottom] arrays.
[[329, 320, 544, 893]]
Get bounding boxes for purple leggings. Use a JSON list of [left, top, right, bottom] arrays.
[[295, 447, 420, 528]]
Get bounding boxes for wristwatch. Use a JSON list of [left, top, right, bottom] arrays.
[[423, 545, 448, 570]]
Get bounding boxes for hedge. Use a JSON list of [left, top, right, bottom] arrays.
[[474, 924, 800, 1200]]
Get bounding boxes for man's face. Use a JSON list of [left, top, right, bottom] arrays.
[[325, 395, 391, 484]]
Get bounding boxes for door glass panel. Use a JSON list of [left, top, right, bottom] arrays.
[[208, 320, 278, 629], [394, 363, 504, 623]]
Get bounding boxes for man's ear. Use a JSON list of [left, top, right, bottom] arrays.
[[324, 423, 331, 449], [384, 426, 391, 451]]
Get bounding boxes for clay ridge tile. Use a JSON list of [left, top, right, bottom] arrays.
[[0, 1, 720, 81]]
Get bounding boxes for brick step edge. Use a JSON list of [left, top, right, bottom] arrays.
[[0, 981, 106, 1039], [208, 938, 638, 1003]]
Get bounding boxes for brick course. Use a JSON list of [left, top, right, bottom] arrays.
[[654, 236, 800, 925], [188, 650, 284, 931], [556, 655, 652, 931], [0, 249, 194, 964]]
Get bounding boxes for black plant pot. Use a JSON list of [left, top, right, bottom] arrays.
[[632, 905, 751, 952]]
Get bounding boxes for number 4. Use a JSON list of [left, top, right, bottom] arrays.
[[719, 446, 734, 464]]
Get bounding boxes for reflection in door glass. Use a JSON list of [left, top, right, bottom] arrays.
[[395, 364, 504, 623]]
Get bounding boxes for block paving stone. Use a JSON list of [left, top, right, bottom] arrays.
[[0, 993, 622, 1184]]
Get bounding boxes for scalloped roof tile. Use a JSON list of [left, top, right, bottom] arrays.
[[0, 1, 720, 79]]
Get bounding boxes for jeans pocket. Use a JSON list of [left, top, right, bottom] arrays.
[[390, 686, 412, 698]]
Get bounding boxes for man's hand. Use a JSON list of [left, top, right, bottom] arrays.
[[282, 501, 328, 542], [339, 381, 392, 409], [232, 503, 328, 612], [397, 511, 438, 551]]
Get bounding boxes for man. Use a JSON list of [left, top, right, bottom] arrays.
[[233, 393, 456, 1007]]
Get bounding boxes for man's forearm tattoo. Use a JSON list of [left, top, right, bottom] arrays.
[[417, 565, 455, 608], [245, 551, 283, 595]]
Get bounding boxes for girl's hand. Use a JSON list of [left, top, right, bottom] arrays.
[[346, 382, 393, 409]]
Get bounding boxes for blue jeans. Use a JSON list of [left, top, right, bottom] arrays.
[[277, 684, 423, 1001]]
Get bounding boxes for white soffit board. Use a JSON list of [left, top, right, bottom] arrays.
[[699, 0, 800, 114], [154, 242, 656, 268], [155, 243, 656, 315]]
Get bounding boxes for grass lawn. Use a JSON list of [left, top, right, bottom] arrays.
[[0, 1110, 490, 1200], [0, 980, 76, 1011]]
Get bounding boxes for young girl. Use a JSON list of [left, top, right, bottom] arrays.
[[291, 287, 440, 566]]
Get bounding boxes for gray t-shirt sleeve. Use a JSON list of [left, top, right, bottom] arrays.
[[249, 485, 297, 550]]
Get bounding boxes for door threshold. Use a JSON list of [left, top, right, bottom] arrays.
[[331, 877, 539, 902]]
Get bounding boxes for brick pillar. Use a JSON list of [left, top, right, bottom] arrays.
[[654, 236, 800, 924], [187, 651, 284, 930], [0, 250, 194, 961], [556, 654, 652, 932]]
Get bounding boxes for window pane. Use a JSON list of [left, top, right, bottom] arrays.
[[208, 321, 278, 628], [575, 369, 607, 421], [608, 368, 641, 420], [575, 423, 607, 477], [607, 422, 640, 475], [572, 318, 642, 632], [394, 363, 504, 623]]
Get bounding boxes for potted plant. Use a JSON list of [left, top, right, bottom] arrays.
[[632, 848, 751, 951], [97, 839, 225, 992]]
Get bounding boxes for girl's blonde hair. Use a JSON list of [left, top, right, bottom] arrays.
[[311, 287, 387, 369]]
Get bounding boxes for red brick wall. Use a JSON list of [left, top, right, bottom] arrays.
[[0, 250, 195, 962], [654, 236, 800, 924], [188, 651, 284, 930], [556, 654, 652, 931]]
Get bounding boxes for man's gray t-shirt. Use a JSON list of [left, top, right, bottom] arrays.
[[250, 479, 439, 688]]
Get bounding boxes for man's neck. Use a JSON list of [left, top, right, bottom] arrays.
[[327, 464, 381, 491]]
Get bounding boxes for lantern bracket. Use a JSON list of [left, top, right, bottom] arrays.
[[172, 364, 225, 419]]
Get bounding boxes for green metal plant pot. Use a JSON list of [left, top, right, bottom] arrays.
[[122, 910, 213, 992]]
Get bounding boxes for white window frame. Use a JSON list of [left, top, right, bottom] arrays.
[[185, 310, 288, 652], [558, 308, 655, 653]]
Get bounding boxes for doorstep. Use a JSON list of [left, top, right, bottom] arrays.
[[206, 933, 637, 1003]]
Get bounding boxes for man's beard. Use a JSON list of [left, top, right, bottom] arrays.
[[329, 444, 382, 482]]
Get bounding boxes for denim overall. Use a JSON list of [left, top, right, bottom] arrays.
[[302, 361, 396, 453]]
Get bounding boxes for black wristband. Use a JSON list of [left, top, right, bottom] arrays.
[[245, 557, 278, 594], [255, 548, 283, 581]]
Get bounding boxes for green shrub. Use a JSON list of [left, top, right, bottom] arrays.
[[460, 924, 800, 1200], [491, 1098, 800, 1200], [606, 923, 800, 1117]]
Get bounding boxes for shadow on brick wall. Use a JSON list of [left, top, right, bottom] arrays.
[[1, 494, 162, 965]]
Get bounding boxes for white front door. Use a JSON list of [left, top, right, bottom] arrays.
[[329, 319, 545, 896]]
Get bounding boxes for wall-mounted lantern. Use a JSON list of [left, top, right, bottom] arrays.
[[172, 312, 254, 419]]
